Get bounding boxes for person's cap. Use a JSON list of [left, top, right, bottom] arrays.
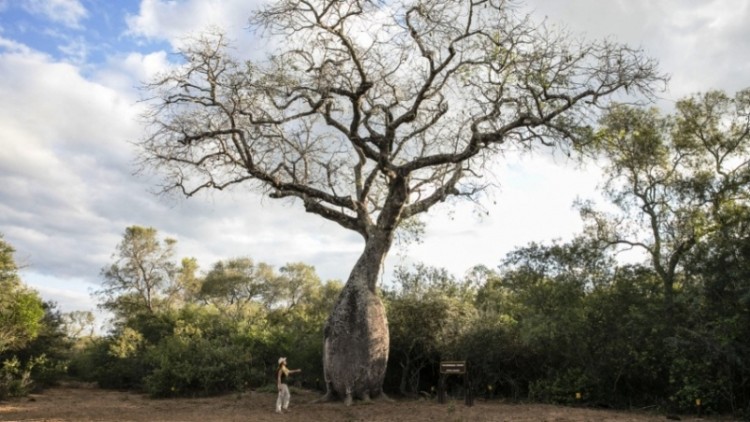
[[278, 357, 287, 365]]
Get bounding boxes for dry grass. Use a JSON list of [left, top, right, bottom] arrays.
[[0, 385, 712, 422]]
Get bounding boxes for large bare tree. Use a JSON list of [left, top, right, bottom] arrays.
[[139, 0, 662, 403]]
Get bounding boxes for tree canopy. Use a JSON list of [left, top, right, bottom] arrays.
[[97, 226, 180, 315], [0, 235, 45, 354], [1, 235, 69, 399], [580, 89, 750, 310], [139, 0, 663, 246]]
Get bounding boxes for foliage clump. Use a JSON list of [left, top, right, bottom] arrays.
[[0, 235, 70, 399]]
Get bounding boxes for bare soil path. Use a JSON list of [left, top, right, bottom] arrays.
[[0, 386, 711, 421]]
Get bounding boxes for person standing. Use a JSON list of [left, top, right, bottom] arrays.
[[276, 357, 301, 413]]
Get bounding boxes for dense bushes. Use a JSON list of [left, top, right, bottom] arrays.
[[382, 238, 750, 417], [77, 227, 744, 415], [5, 218, 750, 419], [143, 323, 251, 397], [0, 236, 70, 399], [71, 230, 339, 397], [69, 233, 746, 415], [0, 303, 69, 399]]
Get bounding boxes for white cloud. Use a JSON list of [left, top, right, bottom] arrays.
[[93, 50, 172, 95], [0, 36, 34, 54], [57, 36, 88, 64], [0, 41, 140, 278], [22, 0, 88, 29], [524, 0, 750, 99], [125, 0, 264, 53], [658, 0, 750, 96], [401, 154, 600, 276], [0, 36, 361, 292], [0, 47, 135, 155]]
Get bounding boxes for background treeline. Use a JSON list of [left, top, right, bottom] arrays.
[[3, 228, 749, 415], [1, 89, 749, 418]]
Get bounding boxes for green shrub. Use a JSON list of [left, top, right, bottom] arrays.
[[0, 356, 37, 399], [29, 354, 67, 389], [81, 337, 149, 390], [143, 322, 252, 397], [528, 368, 592, 405]]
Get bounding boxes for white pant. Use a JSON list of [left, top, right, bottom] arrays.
[[276, 384, 290, 412]]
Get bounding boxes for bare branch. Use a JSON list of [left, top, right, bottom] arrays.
[[139, 1, 663, 242]]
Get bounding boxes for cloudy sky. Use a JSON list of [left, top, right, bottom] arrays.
[[1, 0, 748, 319]]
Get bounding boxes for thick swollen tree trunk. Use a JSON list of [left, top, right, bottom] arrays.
[[322, 233, 392, 404], [321, 174, 408, 404]]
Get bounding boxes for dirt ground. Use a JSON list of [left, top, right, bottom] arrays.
[[0, 385, 713, 422]]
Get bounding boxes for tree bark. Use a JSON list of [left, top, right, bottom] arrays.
[[321, 233, 392, 404]]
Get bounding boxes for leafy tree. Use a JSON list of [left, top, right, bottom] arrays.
[[0, 289, 45, 355], [62, 311, 96, 340], [580, 265, 667, 407], [0, 234, 18, 282], [88, 327, 151, 390], [0, 235, 45, 354], [15, 302, 72, 389], [580, 89, 750, 314], [385, 264, 476, 396], [473, 265, 509, 316], [0, 236, 55, 399], [175, 257, 201, 304], [498, 242, 592, 371], [142, 311, 253, 397], [676, 205, 750, 414], [465, 240, 616, 403], [198, 258, 328, 327], [199, 257, 276, 318], [87, 245, 343, 396], [275, 263, 324, 311], [63, 311, 99, 381], [98, 226, 179, 316], [139, 0, 662, 402], [392, 263, 477, 302]]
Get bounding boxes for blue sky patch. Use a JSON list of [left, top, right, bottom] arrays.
[[0, 0, 168, 65]]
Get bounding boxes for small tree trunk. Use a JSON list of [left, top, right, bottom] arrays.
[[321, 233, 392, 404], [399, 359, 411, 396]]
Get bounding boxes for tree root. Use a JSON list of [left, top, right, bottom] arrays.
[[374, 391, 394, 403], [309, 391, 337, 404], [310, 389, 393, 405]]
